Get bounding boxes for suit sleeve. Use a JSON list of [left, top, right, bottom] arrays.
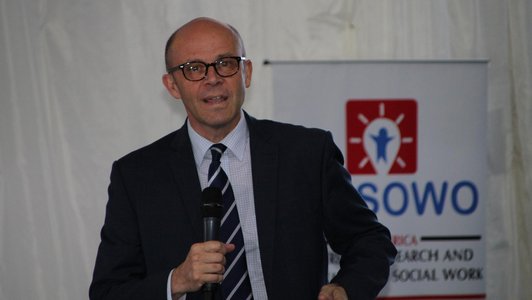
[[320, 132, 397, 299], [89, 161, 169, 300]]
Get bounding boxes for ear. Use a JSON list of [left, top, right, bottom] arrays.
[[162, 73, 182, 99], [244, 60, 252, 88]]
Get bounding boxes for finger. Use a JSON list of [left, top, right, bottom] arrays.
[[318, 284, 347, 300], [202, 241, 227, 252], [200, 252, 226, 264], [201, 272, 224, 284], [224, 243, 236, 253], [187, 261, 224, 285], [318, 290, 332, 300], [201, 261, 225, 275]]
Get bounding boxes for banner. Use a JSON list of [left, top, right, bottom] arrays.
[[270, 60, 487, 299]]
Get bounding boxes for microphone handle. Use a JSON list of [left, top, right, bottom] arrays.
[[203, 288, 215, 300], [202, 217, 221, 299], [203, 217, 220, 241]]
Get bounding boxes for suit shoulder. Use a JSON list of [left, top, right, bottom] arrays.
[[115, 130, 178, 165], [251, 117, 331, 141]]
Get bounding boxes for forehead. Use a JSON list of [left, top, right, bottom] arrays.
[[170, 22, 241, 62]]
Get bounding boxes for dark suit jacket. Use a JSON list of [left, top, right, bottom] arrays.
[[89, 113, 396, 300]]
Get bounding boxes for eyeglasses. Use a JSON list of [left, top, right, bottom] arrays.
[[167, 56, 247, 81]]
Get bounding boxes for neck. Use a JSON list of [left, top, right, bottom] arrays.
[[189, 114, 242, 143]]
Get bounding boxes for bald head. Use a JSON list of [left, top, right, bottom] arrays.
[[164, 17, 246, 71]]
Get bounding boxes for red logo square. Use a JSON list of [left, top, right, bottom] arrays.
[[346, 99, 417, 175]]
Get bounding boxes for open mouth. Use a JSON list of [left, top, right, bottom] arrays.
[[203, 95, 227, 104]]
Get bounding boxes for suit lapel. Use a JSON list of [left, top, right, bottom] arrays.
[[246, 113, 278, 294], [169, 123, 203, 241]]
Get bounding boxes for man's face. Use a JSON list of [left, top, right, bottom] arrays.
[[163, 20, 252, 141]]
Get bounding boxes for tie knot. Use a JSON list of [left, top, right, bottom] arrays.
[[209, 143, 227, 162]]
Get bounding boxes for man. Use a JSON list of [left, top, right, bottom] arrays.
[[90, 17, 396, 300]]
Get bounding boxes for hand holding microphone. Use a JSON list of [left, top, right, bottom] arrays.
[[169, 187, 234, 299]]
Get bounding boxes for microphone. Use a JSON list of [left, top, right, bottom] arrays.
[[201, 187, 223, 300]]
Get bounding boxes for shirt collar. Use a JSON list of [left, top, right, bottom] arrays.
[[188, 110, 248, 167]]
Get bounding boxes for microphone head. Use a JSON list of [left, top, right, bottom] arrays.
[[201, 187, 223, 218]]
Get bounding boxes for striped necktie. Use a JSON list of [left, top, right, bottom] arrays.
[[208, 144, 253, 300]]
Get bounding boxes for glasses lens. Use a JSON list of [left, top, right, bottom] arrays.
[[182, 62, 206, 81], [215, 57, 240, 77]]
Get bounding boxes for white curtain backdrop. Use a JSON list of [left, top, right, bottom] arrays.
[[0, 0, 530, 299]]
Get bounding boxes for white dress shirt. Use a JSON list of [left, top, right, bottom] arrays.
[[167, 110, 267, 299]]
